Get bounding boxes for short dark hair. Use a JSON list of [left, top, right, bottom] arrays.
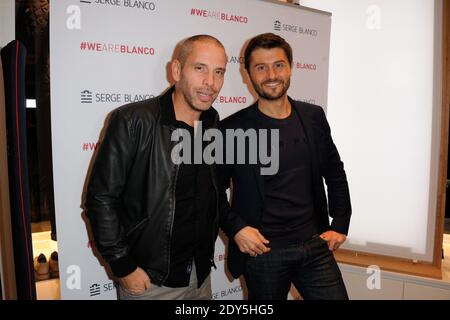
[[176, 34, 225, 66], [244, 33, 293, 71]]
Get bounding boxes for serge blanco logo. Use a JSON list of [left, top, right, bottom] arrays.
[[89, 283, 101, 296], [80, 0, 156, 11], [89, 281, 118, 296], [274, 19, 318, 37], [274, 20, 281, 31], [81, 90, 93, 103], [80, 90, 154, 104]]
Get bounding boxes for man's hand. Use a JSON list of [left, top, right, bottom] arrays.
[[320, 231, 347, 251], [234, 226, 271, 257], [118, 267, 151, 295]]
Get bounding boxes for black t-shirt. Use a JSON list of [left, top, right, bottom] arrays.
[[160, 93, 215, 288], [255, 107, 318, 244]]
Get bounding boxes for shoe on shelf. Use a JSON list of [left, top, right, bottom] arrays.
[[49, 251, 59, 279], [34, 253, 50, 281]]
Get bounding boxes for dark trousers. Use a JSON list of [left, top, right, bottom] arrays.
[[244, 235, 349, 300]]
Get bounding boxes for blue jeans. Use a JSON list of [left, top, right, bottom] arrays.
[[244, 235, 349, 300]]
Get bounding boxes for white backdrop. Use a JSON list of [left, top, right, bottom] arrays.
[[0, 0, 14, 48], [300, 0, 443, 263], [50, 0, 331, 299]]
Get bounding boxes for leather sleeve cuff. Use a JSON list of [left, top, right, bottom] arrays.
[[108, 254, 138, 278]]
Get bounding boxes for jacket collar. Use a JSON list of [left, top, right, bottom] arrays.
[[159, 85, 217, 128]]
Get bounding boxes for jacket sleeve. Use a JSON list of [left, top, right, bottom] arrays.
[[85, 109, 138, 278], [217, 122, 247, 239], [317, 107, 352, 235], [217, 165, 248, 239]]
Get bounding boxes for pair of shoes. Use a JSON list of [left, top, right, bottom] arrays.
[[49, 251, 59, 278], [34, 253, 50, 281], [33, 251, 59, 281]]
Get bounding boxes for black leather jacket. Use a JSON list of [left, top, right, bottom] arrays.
[[85, 87, 224, 285]]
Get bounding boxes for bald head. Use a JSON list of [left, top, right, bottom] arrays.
[[176, 34, 225, 67]]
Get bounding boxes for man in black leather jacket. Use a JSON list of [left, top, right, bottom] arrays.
[[85, 35, 228, 300]]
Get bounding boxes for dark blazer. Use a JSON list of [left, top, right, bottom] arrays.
[[219, 97, 352, 278]]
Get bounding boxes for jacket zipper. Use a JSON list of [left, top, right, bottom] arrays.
[[164, 147, 180, 284]]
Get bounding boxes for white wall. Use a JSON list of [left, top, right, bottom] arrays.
[[340, 264, 450, 300], [299, 0, 443, 262], [0, 0, 15, 48]]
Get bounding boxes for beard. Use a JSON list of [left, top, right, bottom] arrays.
[[251, 77, 290, 101]]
